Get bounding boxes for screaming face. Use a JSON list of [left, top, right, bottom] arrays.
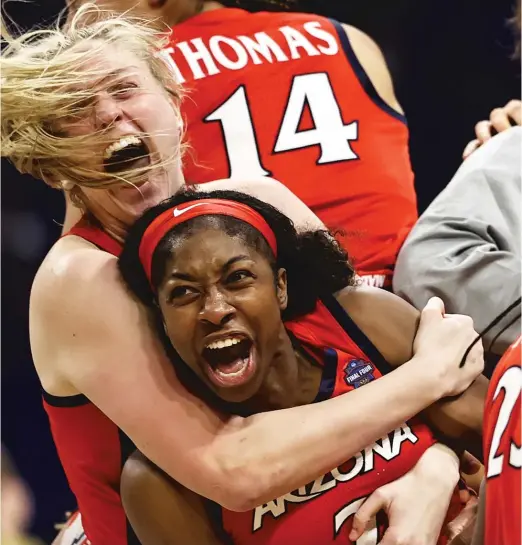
[[58, 45, 184, 226], [157, 227, 288, 404]]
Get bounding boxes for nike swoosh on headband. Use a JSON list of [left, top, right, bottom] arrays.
[[172, 202, 208, 217]]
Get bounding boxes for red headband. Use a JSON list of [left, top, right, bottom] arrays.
[[138, 199, 278, 287]]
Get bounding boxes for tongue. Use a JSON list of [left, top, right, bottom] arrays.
[[215, 357, 249, 375]]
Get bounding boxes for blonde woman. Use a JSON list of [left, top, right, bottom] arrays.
[[2, 6, 486, 544]]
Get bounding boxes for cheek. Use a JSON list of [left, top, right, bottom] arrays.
[[146, 99, 181, 137], [163, 311, 197, 360], [247, 288, 283, 334]]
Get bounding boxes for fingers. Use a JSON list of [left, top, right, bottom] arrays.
[[460, 451, 482, 476], [489, 107, 512, 134], [459, 488, 472, 504], [446, 496, 479, 542], [349, 491, 387, 541], [462, 139, 480, 160], [504, 99, 522, 125], [377, 527, 424, 545], [466, 100, 521, 159], [474, 120, 493, 144], [421, 296, 445, 318]]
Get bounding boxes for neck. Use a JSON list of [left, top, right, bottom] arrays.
[[62, 194, 129, 243], [242, 328, 323, 414]]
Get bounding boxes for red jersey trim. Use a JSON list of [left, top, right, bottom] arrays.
[[329, 19, 407, 125], [321, 294, 394, 375], [67, 221, 123, 256], [42, 390, 89, 407]]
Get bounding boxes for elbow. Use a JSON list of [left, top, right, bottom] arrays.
[[209, 460, 275, 512], [205, 430, 283, 511]]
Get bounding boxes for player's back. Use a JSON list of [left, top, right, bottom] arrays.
[[165, 8, 416, 287], [483, 337, 521, 545]]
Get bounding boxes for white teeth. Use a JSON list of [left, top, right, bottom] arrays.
[[206, 337, 244, 350], [104, 135, 142, 160]]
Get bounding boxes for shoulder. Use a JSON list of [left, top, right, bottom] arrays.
[[339, 23, 404, 115], [30, 236, 131, 389], [335, 285, 419, 366], [31, 236, 120, 321]]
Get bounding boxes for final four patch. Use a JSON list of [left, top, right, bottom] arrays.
[[344, 359, 375, 388]]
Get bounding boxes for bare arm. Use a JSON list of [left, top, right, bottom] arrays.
[[200, 177, 326, 232], [338, 285, 487, 458], [342, 23, 404, 115], [121, 452, 225, 545], [31, 238, 480, 511]]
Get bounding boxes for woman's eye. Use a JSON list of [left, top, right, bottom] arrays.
[[227, 270, 253, 284], [170, 286, 196, 301], [110, 82, 138, 97]]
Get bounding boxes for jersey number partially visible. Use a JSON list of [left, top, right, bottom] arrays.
[[487, 366, 522, 478], [204, 73, 359, 178]]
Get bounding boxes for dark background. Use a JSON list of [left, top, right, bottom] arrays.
[[2, 0, 520, 541]]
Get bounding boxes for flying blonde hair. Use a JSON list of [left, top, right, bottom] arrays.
[[1, 3, 184, 198]]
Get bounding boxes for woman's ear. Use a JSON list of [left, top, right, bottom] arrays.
[[276, 268, 288, 310]]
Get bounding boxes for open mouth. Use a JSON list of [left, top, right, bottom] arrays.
[[103, 135, 151, 174], [202, 336, 256, 388]]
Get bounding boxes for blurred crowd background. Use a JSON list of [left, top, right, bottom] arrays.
[[2, 0, 520, 542]]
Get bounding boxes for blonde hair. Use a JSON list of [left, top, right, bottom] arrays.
[[1, 3, 184, 196]]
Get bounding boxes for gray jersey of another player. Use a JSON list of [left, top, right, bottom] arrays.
[[393, 127, 521, 357]]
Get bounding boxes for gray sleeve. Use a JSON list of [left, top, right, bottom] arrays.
[[393, 128, 521, 356]]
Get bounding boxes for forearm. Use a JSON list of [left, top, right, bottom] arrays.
[[423, 376, 488, 461], [205, 356, 442, 511], [414, 442, 460, 486]]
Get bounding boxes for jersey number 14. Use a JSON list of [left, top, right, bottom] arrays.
[[204, 72, 359, 178]]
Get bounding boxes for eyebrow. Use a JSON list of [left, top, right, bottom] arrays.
[[169, 255, 252, 281], [93, 68, 141, 88]]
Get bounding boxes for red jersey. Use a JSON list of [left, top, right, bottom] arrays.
[[165, 9, 417, 288], [484, 337, 521, 545], [219, 295, 461, 545], [42, 225, 141, 545]]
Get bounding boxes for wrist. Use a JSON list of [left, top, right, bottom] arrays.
[[414, 444, 460, 488], [403, 355, 445, 403]]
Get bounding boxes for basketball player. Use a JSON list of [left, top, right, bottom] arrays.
[[471, 336, 521, 545], [64, 0, 521, 290], [447, 314, 521, 545], [2, 7, 485, 545], [116, 187, 482, 545], [64, 0, 418, 289]]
